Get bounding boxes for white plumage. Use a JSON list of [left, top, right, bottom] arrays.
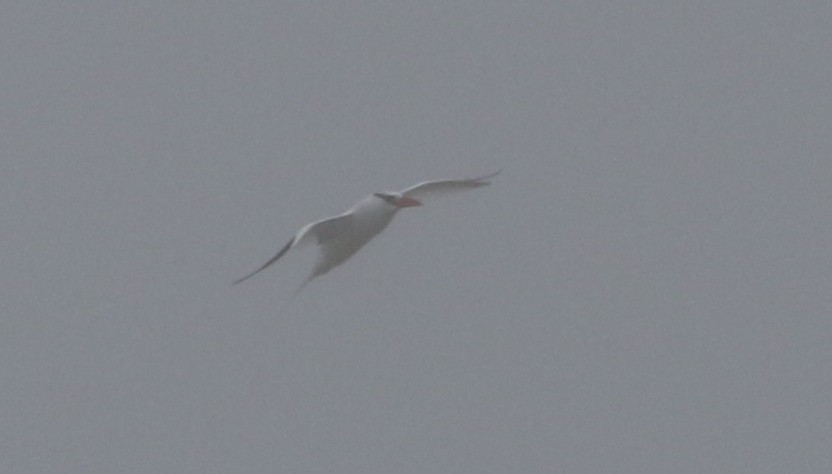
[[233, 170, 501, 294]]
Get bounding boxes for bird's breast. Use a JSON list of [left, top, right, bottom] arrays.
[[348, 196, 397, 236]]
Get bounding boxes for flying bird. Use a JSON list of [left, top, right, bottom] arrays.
[[233, 170, 501, 295]]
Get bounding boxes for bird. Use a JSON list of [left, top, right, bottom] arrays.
[[233, 170, 501, 297]]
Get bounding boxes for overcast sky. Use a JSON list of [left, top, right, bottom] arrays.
[[2, 2, 831, 473]]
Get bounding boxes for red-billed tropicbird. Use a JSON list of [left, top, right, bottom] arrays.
[[233, 170, 501, 295]]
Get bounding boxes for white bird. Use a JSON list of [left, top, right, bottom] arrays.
[[233, 170, 501, 295]]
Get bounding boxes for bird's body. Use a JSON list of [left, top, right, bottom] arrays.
[[233, 170, 501, 294], [309, 194, 396, 279]]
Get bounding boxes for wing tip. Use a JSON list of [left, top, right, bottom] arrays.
[[477, 168, 503, 183], [231, 237, 295, 286]]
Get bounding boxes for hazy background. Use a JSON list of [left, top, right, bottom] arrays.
[[2, 2, 830, 472]]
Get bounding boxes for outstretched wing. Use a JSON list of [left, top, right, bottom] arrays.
[[399, 169, 502, 201], [232, 213, 352, 285]]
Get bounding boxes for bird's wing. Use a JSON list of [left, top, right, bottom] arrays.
[[232, 213, 352, 285], [293, 212, 352, 247], [400, 169, 502, 201]]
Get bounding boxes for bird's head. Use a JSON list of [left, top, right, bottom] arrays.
[[373, 192, 422, 209]]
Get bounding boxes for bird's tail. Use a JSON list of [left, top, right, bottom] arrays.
[[282, 274, 315, 310]]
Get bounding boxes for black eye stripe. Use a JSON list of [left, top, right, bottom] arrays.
[[374, 193, 396, 204]]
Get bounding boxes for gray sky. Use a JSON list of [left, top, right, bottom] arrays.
[[2, 2, 830, 473]]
